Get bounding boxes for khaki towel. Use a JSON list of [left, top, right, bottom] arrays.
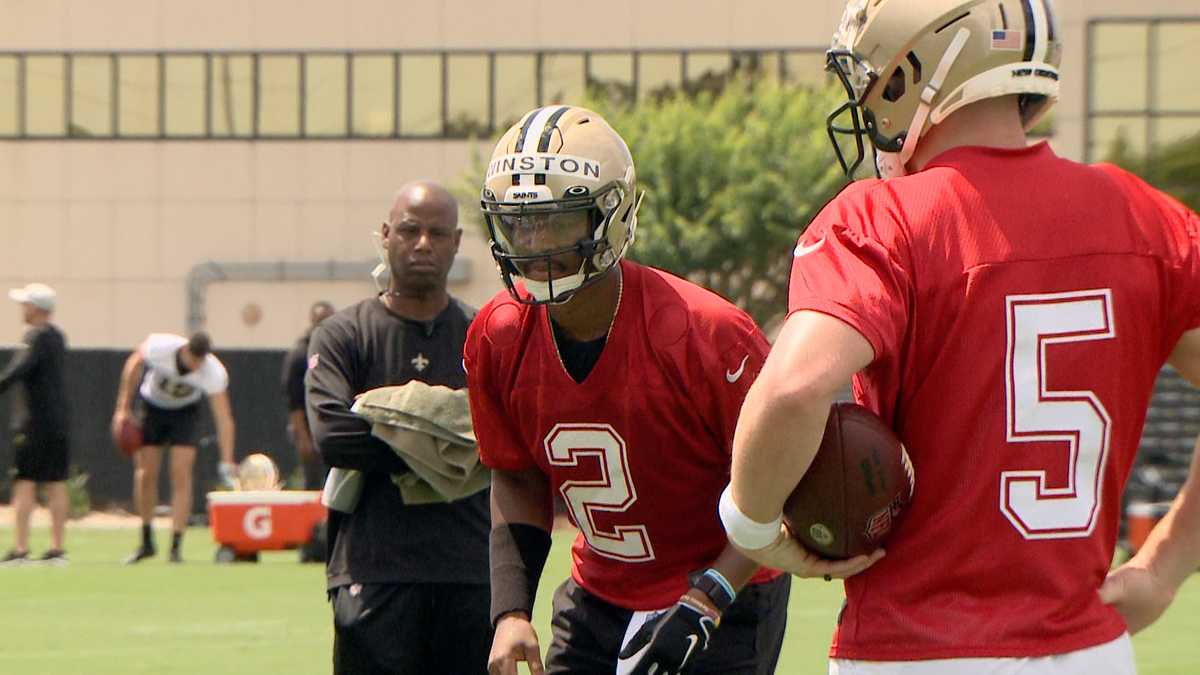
[[351, 382, 488, 505]]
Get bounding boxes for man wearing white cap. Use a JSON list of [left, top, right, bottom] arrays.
[[0, 283, 70, 566]]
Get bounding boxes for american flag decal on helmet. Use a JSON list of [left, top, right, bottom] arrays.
[[991, 29, 1023, 51]]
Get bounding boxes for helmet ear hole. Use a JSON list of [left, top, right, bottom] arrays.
[[906, 52, 923, 84], [882, 67, 906, 102]]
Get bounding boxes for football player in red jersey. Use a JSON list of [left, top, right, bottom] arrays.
[[723, 1, 1200, 674], [466, 105, 792, 675]]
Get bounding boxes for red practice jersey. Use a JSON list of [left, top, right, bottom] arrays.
[[789, 143, 1200, 660], [466, 260, 779, 610]]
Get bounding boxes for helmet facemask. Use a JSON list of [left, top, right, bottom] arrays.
[[481, 182, 636, 305], [824, 0, 1062, 180]]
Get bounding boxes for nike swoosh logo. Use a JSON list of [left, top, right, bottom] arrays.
[[726, 355, 749, 383], [681, 635, 701, 668], [793, 236, 826, 258]]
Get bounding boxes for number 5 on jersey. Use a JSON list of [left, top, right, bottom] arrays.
[[545, 423, 655, 562], [1004, 289, 1114, 540]]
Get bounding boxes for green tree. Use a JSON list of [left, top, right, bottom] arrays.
[[1105, 131, 1200, 212], [457, 79, 850, 327]]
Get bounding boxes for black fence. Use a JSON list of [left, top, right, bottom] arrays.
[[1, 347, 1197, 528], [0, 348, 294, 515]]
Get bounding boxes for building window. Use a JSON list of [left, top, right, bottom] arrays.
[[70, 55, 113, 137], [400, 54, 442, 136], [446, 54, 489, 138], [118, 55, 160, 137], [0, 56, 19, 136], [258, 54, 300, 136], [541, 53, 585, 106], [686, 52, 733, 92], [211, 54, 253, 138], [305, 54, 348, 137], [351, 54, 395, 136], [588, 53, 634, 103], [494, 54, 536, 132], [1088, 19, 1200, 161], [25, 55, 67, 137], [638, 53, 682, 102], [164, 55, 206, 137], [0, 47, 830, 141]]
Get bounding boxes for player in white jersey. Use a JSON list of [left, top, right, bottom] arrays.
[[111, 332, 237, 563]]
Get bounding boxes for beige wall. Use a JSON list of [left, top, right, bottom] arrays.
[[0, 0, 1195, 347], [0, 138, 494, 347]]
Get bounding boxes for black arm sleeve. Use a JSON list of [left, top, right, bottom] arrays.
[[281, 346, 307, 412], [304, 321, 409, 474], [0, 331, 40, 394]]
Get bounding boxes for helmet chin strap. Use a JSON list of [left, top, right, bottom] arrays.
[[875, 26, 972, 179]]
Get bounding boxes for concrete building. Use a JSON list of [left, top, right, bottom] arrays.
[[0, 0, 1197, 347]]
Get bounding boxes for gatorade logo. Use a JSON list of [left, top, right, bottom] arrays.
[[243, 506, 273, 540]]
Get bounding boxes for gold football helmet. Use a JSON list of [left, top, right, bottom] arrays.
[[827, 0, 1062, 178], [481, 106, 642, 304]]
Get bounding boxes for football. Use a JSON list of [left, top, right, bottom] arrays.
[[112, 418, 144, 457], [782, 402, 915, 559]]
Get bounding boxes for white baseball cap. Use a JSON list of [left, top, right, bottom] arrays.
[[8, 283, 56, 312]]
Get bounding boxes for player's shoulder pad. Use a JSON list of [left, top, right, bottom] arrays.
[[473, 290, 529, 351], [639, 266, 758, 351], [809, 177, 897, 231], [1094, 162, 1196, 222]]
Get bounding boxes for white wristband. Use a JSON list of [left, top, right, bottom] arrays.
[[718, 484, 783, 551]]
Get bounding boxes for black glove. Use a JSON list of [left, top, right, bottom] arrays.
[[618, 595, 721, 675]]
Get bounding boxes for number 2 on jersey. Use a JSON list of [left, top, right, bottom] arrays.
[[544, 423, 655, 562], [1003, 289, 1115, 540]]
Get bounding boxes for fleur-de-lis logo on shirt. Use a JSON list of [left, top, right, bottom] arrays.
[[411, 353, 430, 372]]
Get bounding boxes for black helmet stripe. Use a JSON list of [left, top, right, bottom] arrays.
[[1041, 0, 1056, 42], [1020, 0, 1036, 62]]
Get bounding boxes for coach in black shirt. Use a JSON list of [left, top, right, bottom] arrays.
[[306, 181, 491, 674], [0, 284, 69, 566], [281, 300, 335, 490]]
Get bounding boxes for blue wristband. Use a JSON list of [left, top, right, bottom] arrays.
[[703, 569, 736, 602], [689, 567, 736, 613]]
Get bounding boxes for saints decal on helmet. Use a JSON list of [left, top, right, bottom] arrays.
[[827, 0, 1062, 178], [481, 106, 642, 305]]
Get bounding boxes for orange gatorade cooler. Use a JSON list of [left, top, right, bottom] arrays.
[[207, 490, 326, 563], [1125, 501, 1172, 555]]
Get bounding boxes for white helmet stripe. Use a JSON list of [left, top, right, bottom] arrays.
[[1029, 0, 1049, 63], [516, 107, 563, 187]]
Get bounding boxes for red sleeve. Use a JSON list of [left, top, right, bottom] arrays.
[[1097, 163, 1200, 337], [1184, 209, 1200, 332], [1154, 186, 1200, 334], [694, 304, 772, 454], [788, 189, 912, 363], [464, 302, 536, 472]]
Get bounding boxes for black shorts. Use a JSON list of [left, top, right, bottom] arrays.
[[136, 399, 202, 448], [12, 428, 70, 482], [546, 575, 791, 675], [331, 582, 492, 674]]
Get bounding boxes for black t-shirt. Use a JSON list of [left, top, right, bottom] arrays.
[[550, 319, 607, 384], [281, 333, 310, 413], [0, 323, 68, 434], [306, 296, 489, 588]]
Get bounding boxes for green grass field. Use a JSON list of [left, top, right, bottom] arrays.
[[2, 526, 1200, 674]]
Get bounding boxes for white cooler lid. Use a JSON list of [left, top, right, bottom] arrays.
[[206, 490, 322, 506]]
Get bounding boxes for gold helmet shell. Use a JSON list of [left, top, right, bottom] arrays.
[[481, 106, 641, 304], [827, 0, 1062, 177]]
